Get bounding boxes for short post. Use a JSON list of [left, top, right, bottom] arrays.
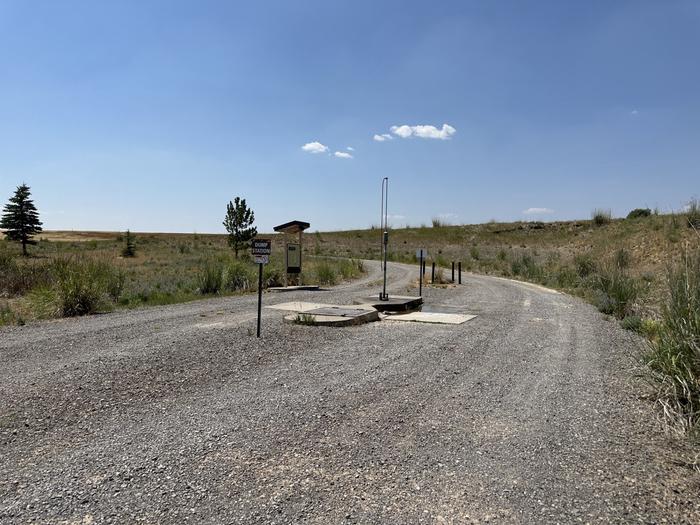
[[422, 259, 426, 276], [458, 261, 462, 284], [257, 263, 263, 338], [451, 261, 455, 283], [419, 253, 423, 297], [431, 262, 435, 284]]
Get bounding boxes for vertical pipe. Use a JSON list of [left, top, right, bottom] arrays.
[[452, 261, 455, 283], [419, 253, 423, 297], [380, 180, 385, 264], [458, 262, 462, 284], [431, 262, 435, 284], [257, 263, 263, 337], [380, 177, 389, 300]]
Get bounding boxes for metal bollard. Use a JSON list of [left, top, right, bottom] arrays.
[[431, 262, 435, 284], [458, 262, 462, 284], [452, 261, 455, 283]]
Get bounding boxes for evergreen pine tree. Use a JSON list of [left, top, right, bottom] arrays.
[[223, 197, 257, 258], [0, 184, 43, 256], [122, 230, 136, 257]]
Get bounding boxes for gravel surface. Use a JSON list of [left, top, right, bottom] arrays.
[[1, 260, 699, 524]]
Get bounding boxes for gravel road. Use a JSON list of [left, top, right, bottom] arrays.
[[1, 260, 698, 524]]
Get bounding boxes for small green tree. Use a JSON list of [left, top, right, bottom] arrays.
[[223, 197, 257, 258], [122, 230, 136, 257], [0, 184, 43, 256]]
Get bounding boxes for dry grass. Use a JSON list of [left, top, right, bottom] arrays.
[[0, 231, 363, 324], [310, 216, 693, 316]]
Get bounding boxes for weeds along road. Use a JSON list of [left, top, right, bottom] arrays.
[[1, 260, 698, 524]]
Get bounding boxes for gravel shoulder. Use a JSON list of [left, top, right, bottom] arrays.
[[1, 261, 698, 523]]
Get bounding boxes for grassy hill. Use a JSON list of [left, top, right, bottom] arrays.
[[4, 210, 693, 321], [314, 213, 698, 317]]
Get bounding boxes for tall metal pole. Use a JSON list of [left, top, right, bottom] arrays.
[[257, 263, 263, 337], [380, 177, 389, 301]]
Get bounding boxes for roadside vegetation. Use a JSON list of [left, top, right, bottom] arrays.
[[644, 250, 700, 436], [0, 233, 363, 326]]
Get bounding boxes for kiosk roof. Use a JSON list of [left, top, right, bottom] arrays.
[[273, 220, 311, 234]]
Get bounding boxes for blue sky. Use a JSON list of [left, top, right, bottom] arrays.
[[0, 1, 698, 233]]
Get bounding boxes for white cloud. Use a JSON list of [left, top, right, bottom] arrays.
[[346, 146, 354, 151], [301, 141, 329, 154], [373, 133, 394, 142], [438, 212, 458, 219], [334, 151, 353, 159], [388, 123, 457, 140], [631, 109, 639, 116], [523, 207, 554, 215], [390, 125, 414, 138]]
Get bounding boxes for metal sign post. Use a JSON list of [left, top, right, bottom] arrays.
[[379, 177, 389, 301], [416, 248, 427, 297], [251, 239, 272, 337]]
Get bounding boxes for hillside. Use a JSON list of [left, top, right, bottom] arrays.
[[21, 212, 698, 318], [312, 213, 698, 316]]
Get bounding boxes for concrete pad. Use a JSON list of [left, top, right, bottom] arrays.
[[307, 307, 377, 317], [265, 301, 332, 312], [268, 285, 320, 292], [354, 295, 423, 312], [386, 312, 476, 325], [283, 307, 379, 327]]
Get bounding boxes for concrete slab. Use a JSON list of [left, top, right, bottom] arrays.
[[268, 285, 321, 292], [386, 312, 476, 325], [283, 308, 379, 327], [307, 307, 377, 317], [354, 295, 423, 312], [265, 301, 332, 312], [421, 304, 470, 314]]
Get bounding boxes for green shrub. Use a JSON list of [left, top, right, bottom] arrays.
[[592, 268, 638, 319], [592, 208, 612, 226], [222, 260, 254, 292], [496, 249, 508, 261], [294, 313, 316, 325], [510, 253, 544, 282], [469, 246, 480, 260], [554, 266, 578, 288], [687, 198, 700, 229], [27, 258, 124, 317], [197, 260, 224, 294], [644, 251, 700, 433], [614, 247, 632, 270], [314, 261, 337, 285], [0, 253, 54, 296], [574, 253, 597, 279], [338, 259, 364, 280], [0, 301, 23, 326], [627, 208, 651, 219], [263, 264, 285, 288], [55, 258, 123, 316], [640, 318, 661, 339], [621, 315, 642, 332]]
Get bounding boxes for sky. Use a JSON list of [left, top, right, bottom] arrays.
[[0, 0, 698, 233]]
